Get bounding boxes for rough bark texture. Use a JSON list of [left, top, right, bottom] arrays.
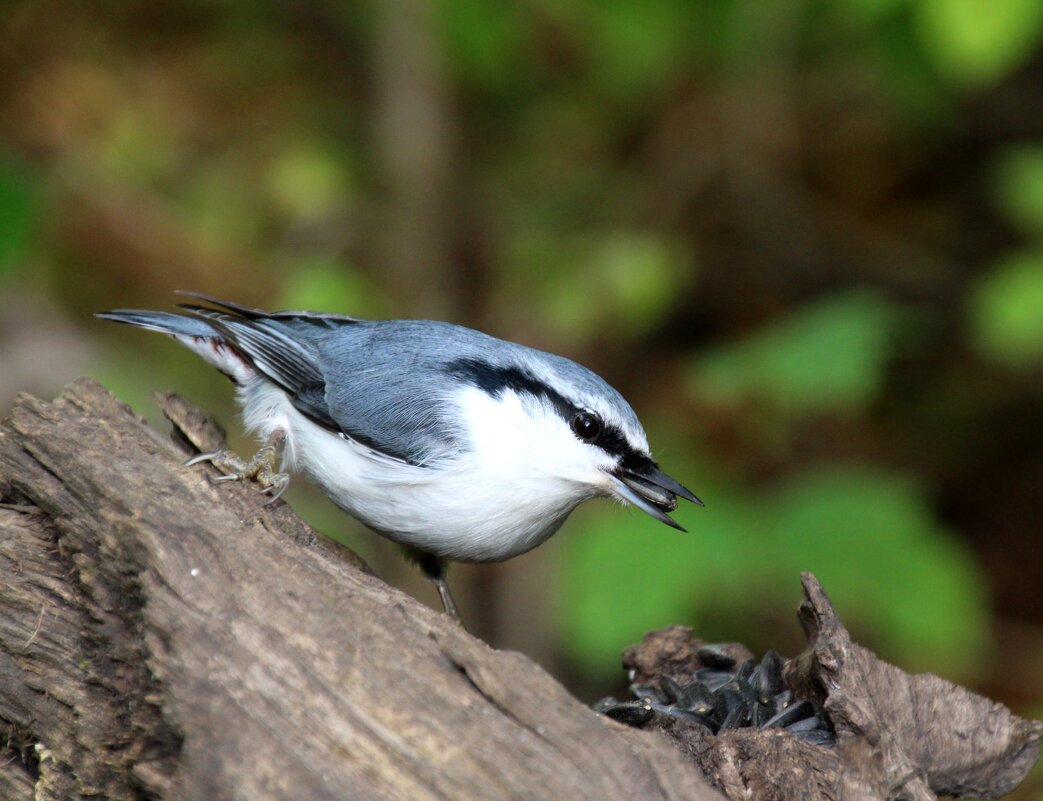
[[1, 379, 1039, 801], [791, 574, 1042, 800], [0, 379, 721, 801], [623, 578, 1042, 801]]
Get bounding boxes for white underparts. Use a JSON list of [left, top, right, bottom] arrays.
[[172, 334, 256, 386], [232, 379, 613, 563]]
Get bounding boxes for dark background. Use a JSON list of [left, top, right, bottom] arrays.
[[1, 2, 1041, 795]]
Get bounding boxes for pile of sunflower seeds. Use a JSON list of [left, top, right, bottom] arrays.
[[594, 645, 836, 746]]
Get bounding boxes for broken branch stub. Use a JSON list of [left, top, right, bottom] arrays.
[[791, 573, 1042, 800], [600, 576, 1042, 801]]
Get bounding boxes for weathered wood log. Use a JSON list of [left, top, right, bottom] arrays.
[[2, 379, 1039, 801], [607, 579, 1042, 801], [0, 379, 722, 801]]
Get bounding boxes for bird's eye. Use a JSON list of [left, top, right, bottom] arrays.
[[571, 412, 602, 441]]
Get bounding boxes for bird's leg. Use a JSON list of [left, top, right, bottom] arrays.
[[186, 429, 290, 504], [432, 574, 461, 622], [412, 550, 462, 622]]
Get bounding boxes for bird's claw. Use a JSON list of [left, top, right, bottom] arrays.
[[185, 443, 290, 502], [259, 472, 290, 505], [185, 450, 225, 468]]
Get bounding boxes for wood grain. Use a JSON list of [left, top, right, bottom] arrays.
[[0, 380, 721, 801]]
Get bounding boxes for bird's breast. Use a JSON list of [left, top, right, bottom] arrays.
[[238, 381, 595, 562]]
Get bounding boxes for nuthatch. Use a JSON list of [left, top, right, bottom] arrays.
[[98, 293, 701, 620]]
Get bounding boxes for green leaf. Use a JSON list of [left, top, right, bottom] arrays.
[[175, 158, 265, 249], [0, 154, 40, 277], [268, 144, 354, 218], [275, 257, 387, 318], [599, 233, 689, 334], [98, 108, 179, 186], [915, 0, 1043, 87], [992, 145, 1043, 235], [690, 289, 905, 416], [838, 0, 908, 25], [764, 466, 988, 678], [587, 0, 694, 99], [437, 0, 527, 92], [511, 230, 690, 344], [969, 251, 1043, 367], [559, 479, 757, 681], [559, 462, 989, 683]]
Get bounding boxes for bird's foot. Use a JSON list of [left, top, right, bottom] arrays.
[[186, 442, 290, 504], [433, 576, 462, 623], [408, 548, 463, 623]]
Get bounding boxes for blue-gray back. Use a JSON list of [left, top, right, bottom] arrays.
[[103, 294, 643, 466], [253, 315, 638, 465]]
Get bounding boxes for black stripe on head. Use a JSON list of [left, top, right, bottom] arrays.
[[446, 358, 574, 419], [446, 357, 655, 471], [597, 428, 657, 474]]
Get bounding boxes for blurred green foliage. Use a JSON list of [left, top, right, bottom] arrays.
[[0, 154, 38, 277], [690, 290, 905, 417], [971, 252, 1043, 367], [993, 145, 1043, 236], [509, 230, 690, 341], [915, 0, 1043, 87], [2, 4, 1042, 792], [564, 463, 987, 682], [277, 257, 388, 317]]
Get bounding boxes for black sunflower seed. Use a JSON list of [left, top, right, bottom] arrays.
[[601, 701, 655, 727], [795, 728, 837, 746], [720, 704, 749, 730], [757, 650, 784, 701], [659, 675, 683, 704], [762, 700, 814, 729], [652, 703, 718, 731], [629, 683, 667, 704], [678, 681, 715, 713], [785, 713, 825, 733], [594, 643, 834, 748], [697, 644, 738, 669], [694, 668, 734, 691], [714, 687, 748, 728], [593, 697, 619, 712], [771, 690, 793, 713]]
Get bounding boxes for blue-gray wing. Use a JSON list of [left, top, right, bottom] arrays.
[[182, 305, 465, 465], [315, 322, 476, 465]]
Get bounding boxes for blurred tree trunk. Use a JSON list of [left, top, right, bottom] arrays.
[[372, 0, 459, 319]]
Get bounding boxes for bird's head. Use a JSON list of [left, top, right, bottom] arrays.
[[446, 354, 702, 529]]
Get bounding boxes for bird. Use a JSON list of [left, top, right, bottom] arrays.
[[97, 292, 702, 620]]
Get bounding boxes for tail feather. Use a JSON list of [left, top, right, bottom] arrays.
[[95, 310, 218, 338], [177, 304, 323, 393], [96, 309, 254, 384], [174, 290, 363, 325], [172, 291, 272, 319]]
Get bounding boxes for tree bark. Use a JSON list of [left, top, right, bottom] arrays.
[[1, 380, 1039, 801], [0, 379, 721, 801], [621, 578, 1042, 801]]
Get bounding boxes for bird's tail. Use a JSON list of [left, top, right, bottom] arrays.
[[96, 309, 254, 384], [96, 309, 218, 338]]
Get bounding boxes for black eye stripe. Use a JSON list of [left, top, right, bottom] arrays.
[[445, 357, 654, 468], [445, 358, 574, 420]]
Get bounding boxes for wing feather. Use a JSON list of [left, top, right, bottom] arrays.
[[175, 291, 364, 324], [179, 302, 439, 465]]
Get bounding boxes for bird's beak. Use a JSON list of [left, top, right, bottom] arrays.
[[606, 464, 703, 532]]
